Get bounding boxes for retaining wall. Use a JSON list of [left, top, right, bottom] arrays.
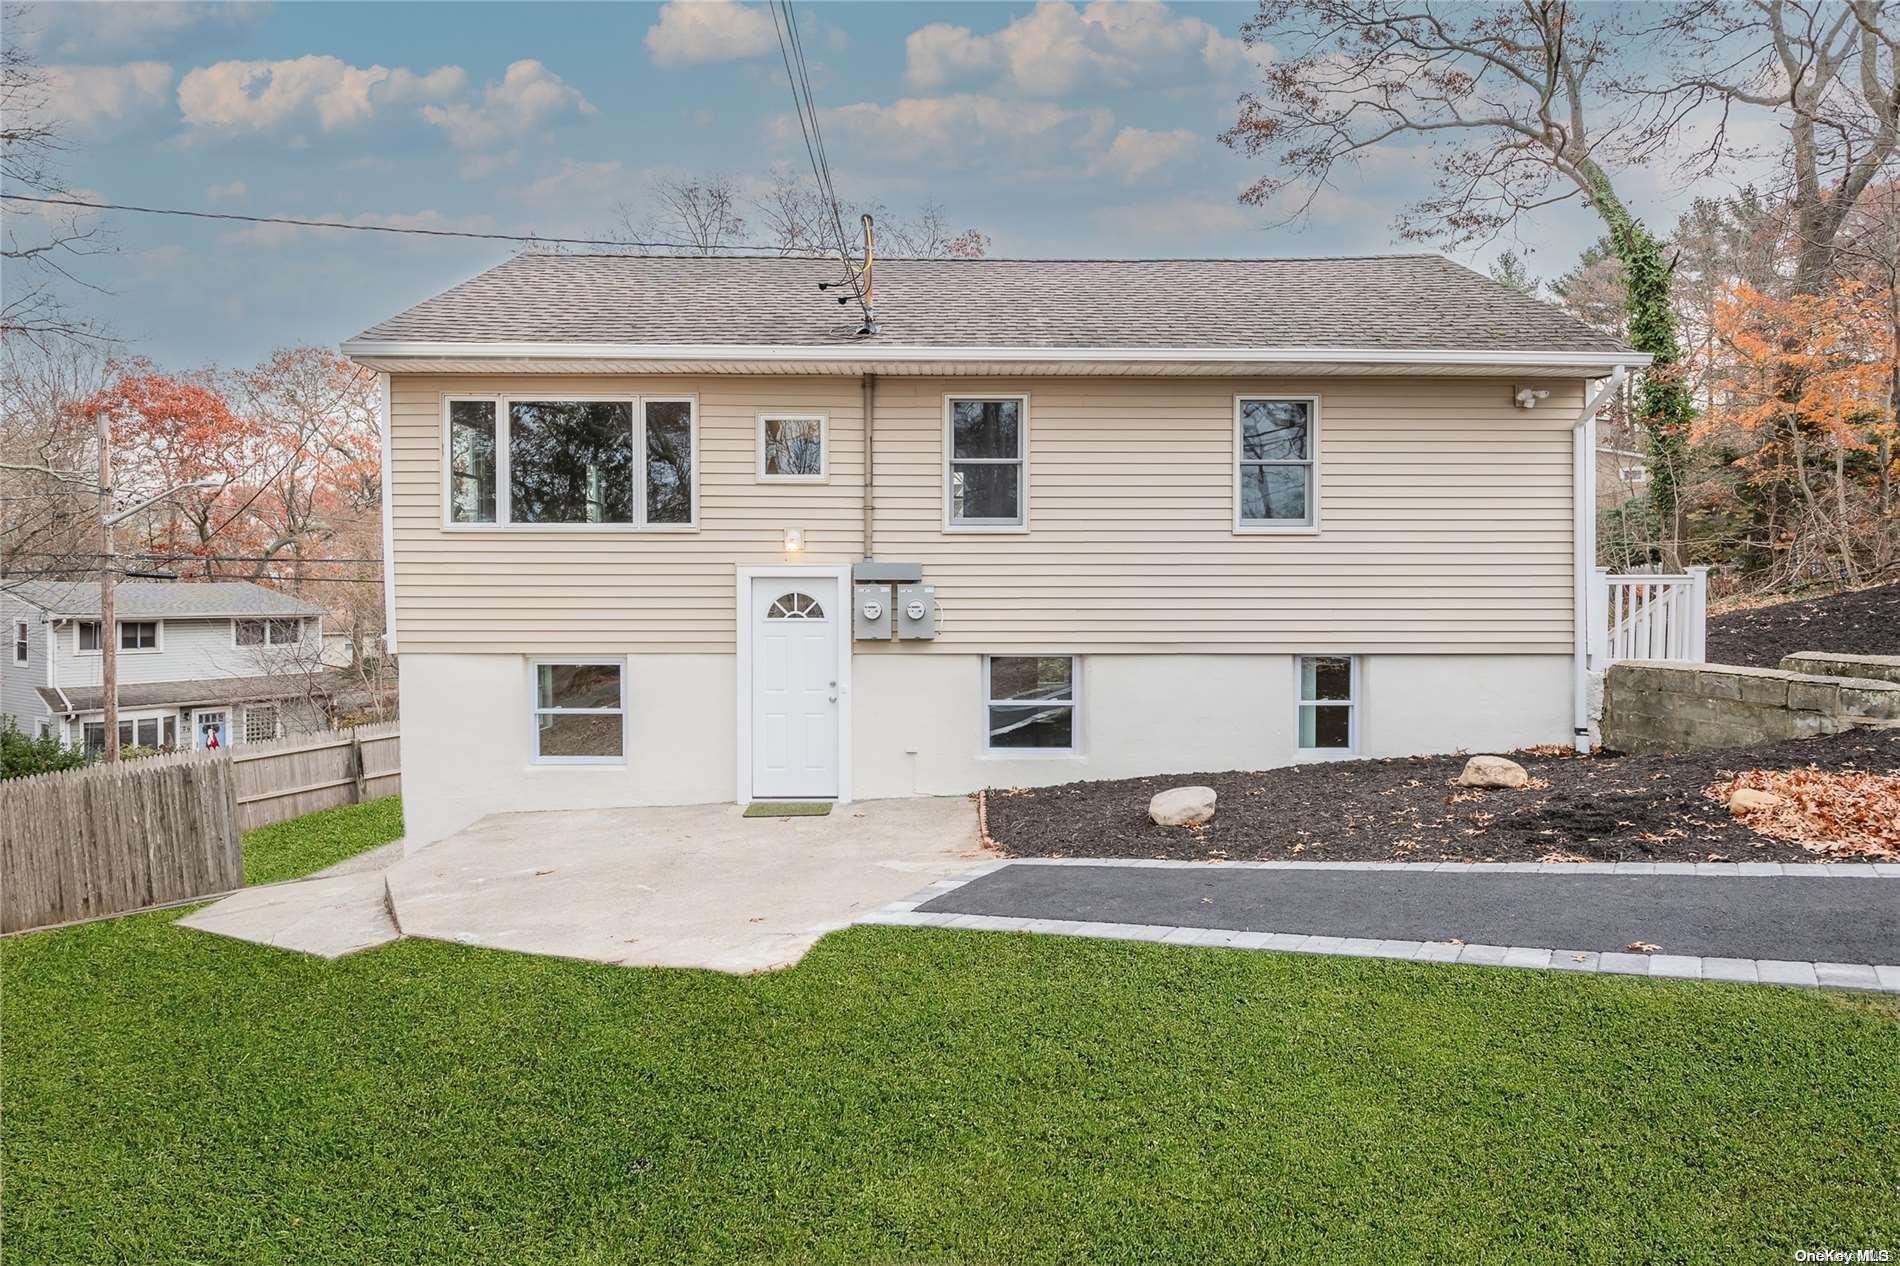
[[1778, 652, 1900, 687], [1601, 659, 1900, 755]]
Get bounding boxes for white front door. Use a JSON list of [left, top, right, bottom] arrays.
[[193, 709, 228, 751], [750, 577, 840, 799]]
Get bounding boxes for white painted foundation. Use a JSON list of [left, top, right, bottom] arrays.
[[399, 650, 1573, 846]]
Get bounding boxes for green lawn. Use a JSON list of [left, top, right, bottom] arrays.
[[240, 795, 405, 885], [3, 911, 1895, 1264]]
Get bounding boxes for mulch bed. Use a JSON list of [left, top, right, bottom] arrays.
[[1705, 581, 1900, 667], [983, 728, 1900, 865]]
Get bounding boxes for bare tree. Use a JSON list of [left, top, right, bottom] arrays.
[[611, 173, 752, 255], [1, 1, 111, 352], [0, 338, 106, 578]]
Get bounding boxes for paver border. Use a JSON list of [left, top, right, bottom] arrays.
[[858, 859, 1900, 993]]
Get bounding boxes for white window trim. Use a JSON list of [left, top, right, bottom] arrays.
[[733, 565, 854, 805], [76, 619, 163, 655], [85, 709, 178, 752], [232, 617, 310, 648], [440, 393, 700, 533], [1233, 394, 1322, 535], [755, 411, 830, 483], [1294, 654, 1358, 760], [527, 656, 630, 767], [13, 620, 26, 666], [982, 654, 1081, 757], [942, 392, 1031, 534]]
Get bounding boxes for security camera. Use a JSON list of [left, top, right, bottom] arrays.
[[1514, 386, 1551, 409]]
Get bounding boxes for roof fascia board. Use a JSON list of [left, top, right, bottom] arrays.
[[340, 339, 1651, 369]]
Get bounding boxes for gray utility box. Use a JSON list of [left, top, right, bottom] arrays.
[[853, 584, 893, 641], [895, 583, 938, 640]]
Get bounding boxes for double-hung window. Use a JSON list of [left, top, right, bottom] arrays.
[[530, 660, 626, 763], [445, 397, 696, 529], [1296, 655, 1356, 756], [984, 655, 1077, 752], [235, 618, 305, 647], [77, 621, 102, 653], [946, 396, 1027, 529], [13, 621, 25, 665], [1235, 397, 1318, 530], [77, 621, 159, 652]]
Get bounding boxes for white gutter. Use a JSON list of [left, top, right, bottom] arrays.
[[340, 338, 1652, 371], [1573, 366, 1627, 753], [376, 371, 397, 655]]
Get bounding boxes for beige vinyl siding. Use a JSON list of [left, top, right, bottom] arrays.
[[388, 373, 1578, 655]]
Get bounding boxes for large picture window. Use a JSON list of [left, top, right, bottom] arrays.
[[530, 660, 626, 763], [1296, 655, 1356, 756], [1236, 397, 1318, 530], [444, 397, 696, 529], [984, 655, 1077, 751], [946, 396, 1027, 529]]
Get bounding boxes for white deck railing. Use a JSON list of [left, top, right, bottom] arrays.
[[1590, 567, 1709, 665]]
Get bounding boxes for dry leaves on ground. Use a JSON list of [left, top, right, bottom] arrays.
[[1707, 767, 1900, 859]]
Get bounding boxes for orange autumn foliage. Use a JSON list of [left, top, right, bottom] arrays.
[[1703, 279, 1896, 451]]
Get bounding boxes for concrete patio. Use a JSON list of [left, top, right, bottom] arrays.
[[180, 797, 988, 973]]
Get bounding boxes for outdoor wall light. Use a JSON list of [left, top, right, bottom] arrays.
[[783, 527, 805, 552]]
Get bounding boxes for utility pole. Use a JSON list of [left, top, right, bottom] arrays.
[[97, 407, 119, 762]]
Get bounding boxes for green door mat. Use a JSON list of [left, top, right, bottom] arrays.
[[743, 801, 834, 818]]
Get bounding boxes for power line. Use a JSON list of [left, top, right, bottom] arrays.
[[0, 193, 819, 256]]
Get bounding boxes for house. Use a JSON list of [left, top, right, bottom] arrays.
[[1596, 445, 1649, 508], [1, 580, 330, 752], [343, 253, 1650, 846]]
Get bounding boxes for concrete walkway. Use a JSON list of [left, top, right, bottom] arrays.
[[176, 872, 400, 959], [864, 859, 1900, 992], [384, 798, 985, 973]]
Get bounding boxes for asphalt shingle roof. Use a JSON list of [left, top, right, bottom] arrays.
[[3, 580, 323, 620], [348, 253, 1632, 355]]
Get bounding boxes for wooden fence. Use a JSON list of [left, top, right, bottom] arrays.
[[0, 722, 401, 934], [230, 720, 400, 831], [0, 750, 242, 934]]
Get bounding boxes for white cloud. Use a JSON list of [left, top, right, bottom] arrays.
[[1091, 126, 1200, 183], [178, 56, 465, 134], [41, 62, 173, 130], [20, 2, 262, 57], [514, 158, 626, 205], [905, 1, 1262, 97], [822, 94, 1113, 167], [644, 1, 776, 67], [205, 180, 248, 202], [420, 60, 593, 149]]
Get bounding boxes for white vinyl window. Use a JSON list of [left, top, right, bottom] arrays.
[[76, 620, 161, 653], [984, 655, 1077, 752], [13, 621, 25, 665], [757, 413, 828, 482], [1235, 397, 1319, 531], [945, 396, 1028, 530], [444, 396, 697, 530], [235, 618, 306, 647], [84, 713, 175, 754], [1296, 655, 1357, 756], [529, 659, 626, 764]]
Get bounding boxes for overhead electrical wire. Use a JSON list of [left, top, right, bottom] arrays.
[[767, 0, 873, 327], [0, 193, 816, 256]]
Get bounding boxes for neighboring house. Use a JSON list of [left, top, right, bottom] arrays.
[[1596, 446, 1649, 509], [0, 580, 329, 753], [343, 253, 1650, 846]]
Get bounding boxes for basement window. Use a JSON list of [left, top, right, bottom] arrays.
[[530, 659, 626, 764], [985, 655, 1077, 752], [1296, 655, 1357, 756]]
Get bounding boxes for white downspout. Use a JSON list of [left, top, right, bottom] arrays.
[[1573, 366, 1626, 753], [377, 372, 397, 656]]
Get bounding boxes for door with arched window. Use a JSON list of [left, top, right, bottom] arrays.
[[749, 577, 839, 799]]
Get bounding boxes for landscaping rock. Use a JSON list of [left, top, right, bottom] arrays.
[[1149, 786, 1217, 827], [1456, 755, 1529, 789], [1728, 787, 1786, 814]]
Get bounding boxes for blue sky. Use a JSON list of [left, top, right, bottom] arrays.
[[15, 0, 1738, 368]]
